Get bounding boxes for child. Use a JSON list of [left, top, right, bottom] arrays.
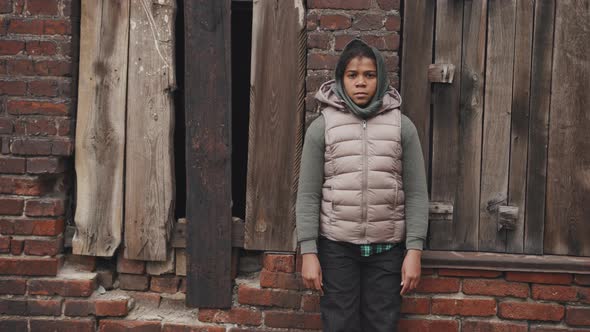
[[296, 39, 429, 331]]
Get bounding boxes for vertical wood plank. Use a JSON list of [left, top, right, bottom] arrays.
[[400, 0, 434, 180], [125, 0, 176, 261], [428, 0, 463, 250], [479, 0, 517, 252], [545, 0, 590, 257], [524, 0, 555, 255], [73, 0, 130, 257], [453, 0, 488, 251], [185, 0, 232, 307], [244, 0, 305, 251], [506, 0, 534, 253]]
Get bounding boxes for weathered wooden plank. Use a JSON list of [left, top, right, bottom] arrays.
[[185, 0, 232, 307], [146, 248, 175, 275], [175, 248, 186, 276], [244, 0, 305, 251], [451, 0, 488, 251], [545, 0, 590, 257], [124, 0, 176, 261], [479, 0, 517, 252], [400, 0, 434, 178], [524, 0, 555, 255], [172, 217, 245, 249], [507, 0, 534, 253], [428, 0, 463, 250], [73, 0, 130, 257]]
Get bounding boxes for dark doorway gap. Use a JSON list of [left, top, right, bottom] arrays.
[[174, 0, 186, 219]]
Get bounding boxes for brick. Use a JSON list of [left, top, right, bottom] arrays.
[[25, 198, 65, 217], [0, 256, 60, 276], [8, 100, 69, 116], [0, 175, 54, 195], [238, 284, 301, 309], [0, 235, 10, 253], [131, 291, 161, 307], [353, 13, 385, 30], [575, 275, 590, 286], [95, 298, 129, 316], [566, 306, 590, 326], [499, 302, 564, 321], [26, 41, 58, 56], [415, 277, 460, 293], [307, 53, 339, 70], [28, 278, 95, 296], [117, 252, 146, 274], [506, 272, 572, 285], [10, 138, 52, 155], [162, 323, 226, 332], [96, 269, 115, 289], [8, 19, 44, 34], [26, 157, 65, 173], [0, 156, 26, 173], [335, 34, 400, 51], [432, 298, 496, 317], [150, 275, 179, 293], [532, 284, 578, 302], [26, 0, 58, 15], [0, 118, 13, 134], [199, 307, 262, 326], [377, 0, 400, 10], [462, 320, 528, 332], [99, 320, 160, 332], [307, 32, 331, 49], [24, 236, 63, 256], [0, 278, 26, 294], [0, 0, 12, 13], [263, 254, 295, 273], [64, 299, 94, 316], [438, 269, 502, 278], [530, 325, 590, 332], [0, 80, 25, 96], [0, 40, 24, 55], [260, 270, 303, 290], [0, 319, 27, 331], [28, 79, 59, 97], [398, 318, 459, 332], [319, 14, 351, 30], [65, 254, 96, 272], [13, 218, 65, 235], [10, 238, 23, 255], [401, 296, 430, 314], [307, 12, 318, 31], [30, 319, 95, 332], [302, 294, 320, 312], [6, 59, 34, 76], [309, 0, 371, 10], [265, 311, 322, 329], [179, 277, 186, 293], [51, 138, 73, 155], [0, 198, 25, 215], [16, 117, 58, 136], [118, 273, 150, 291], [0, 298, 27, 315], [385, 15, 402, 31], [578, 286, 590, 304], [57, 118, 72, 136], [27, 298, 62, 316], [463, 279, 529, 298], [34, 60, 72, 76], [43, 19, 71, 35]]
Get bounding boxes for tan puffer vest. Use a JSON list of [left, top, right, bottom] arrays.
[[319, 93, 405, 244]]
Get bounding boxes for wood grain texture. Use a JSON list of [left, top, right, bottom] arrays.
[[244, 0, 305, 251], [400, 0, 434, 179], [73, 0, 130, 257], [524, 0, 555, 255], [507, 0, 534, 253], [184, 0, 232, 307], [124, 0, 176, 261], [453, 0, 488, 251], [429, 0, 463, 250], [479, 0, 517, 252], [545, 0, 590, 257]]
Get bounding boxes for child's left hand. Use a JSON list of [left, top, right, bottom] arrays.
[[400, 249, 422, 295]]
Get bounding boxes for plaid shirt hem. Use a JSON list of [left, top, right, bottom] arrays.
[[359, 243, 395, 257]]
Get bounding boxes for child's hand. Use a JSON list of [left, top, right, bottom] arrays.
[[400, 249, 422, 295], [301, 253, 324, 296]]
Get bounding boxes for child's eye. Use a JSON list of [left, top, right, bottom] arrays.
[[366, 73, 376, 78], [348, 73, 357, 79]]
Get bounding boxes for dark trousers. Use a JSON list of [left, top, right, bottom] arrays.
[[318, 236, 403, 332]]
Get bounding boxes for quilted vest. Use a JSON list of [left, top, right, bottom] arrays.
[[319, 106, 405, 244]]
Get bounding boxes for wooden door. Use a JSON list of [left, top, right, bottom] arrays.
[[402, 0, 590, 256]]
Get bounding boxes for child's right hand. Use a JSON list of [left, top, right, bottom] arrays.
[[301, 253, 324, 295]]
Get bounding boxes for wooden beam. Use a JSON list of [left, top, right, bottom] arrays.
[[184, 0, 232, 308]]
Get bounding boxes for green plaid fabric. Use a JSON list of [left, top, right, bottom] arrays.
[[359, 243, 394, 257]]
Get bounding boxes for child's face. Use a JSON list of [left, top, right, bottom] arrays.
[[343, 56, 377, 107]]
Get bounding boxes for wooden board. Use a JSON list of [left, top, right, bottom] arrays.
[[184, 0, 232, 308], [400, 0, 435, 180], [428, 0, 463, 250], [479, 0, 517, 252], [124, 0, 176, 261], [72, 0, 130, 257], [524, 0, 555, 255], [506, 0, 534, 253], [146, 248, 175, 275], [453, 0, 488, 251], [545, 0, 590, 257], [244, 0, 305, 251]]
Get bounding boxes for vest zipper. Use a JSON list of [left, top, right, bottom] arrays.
[[361, 119, 368, 240]]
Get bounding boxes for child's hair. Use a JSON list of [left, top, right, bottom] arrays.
[[335, 39, 377, 80]]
